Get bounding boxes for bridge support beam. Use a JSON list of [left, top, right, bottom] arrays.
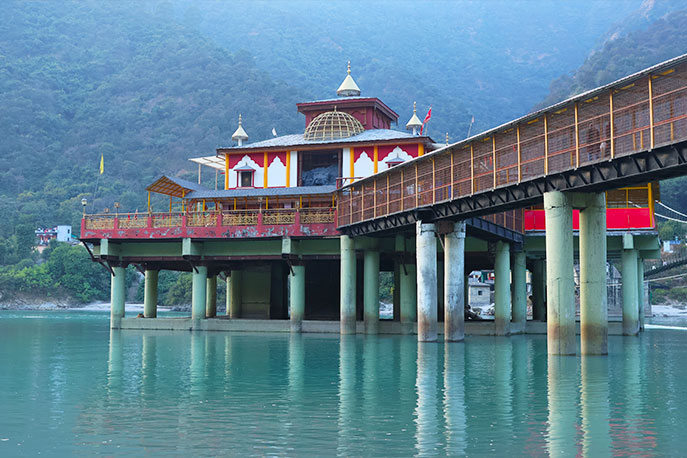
[[622, 238, 639, 336], [578, 192, 608, 355], [206, 275, 217, 318], [400, 263, 417, 334], [229, 270, 242, 318], [637, 258, 645, 331], [340, 235, 357, 335], [444, 221, 466, 342], [364, 248, 380, 334], [110, 265, 126, 329], [416, 222, 438, 342], [290, 265, 305, 332], [511, 250, 527, 330], [494, 241, 511, 336], [192, 266, 207, 324], [143, 269, 158, 318], [532, 260, 546, 321], [544, 191, 576, 355]]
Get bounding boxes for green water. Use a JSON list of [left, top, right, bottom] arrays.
[[1, 311, 686, 456]]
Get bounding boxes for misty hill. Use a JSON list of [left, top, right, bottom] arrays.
[[0, 1, 306, 237], [177, 0, 643, 137]]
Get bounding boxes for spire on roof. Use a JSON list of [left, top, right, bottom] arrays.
[[337, 60, 361, 97], [232, 114, 249, 146], [405, 101, 423, 136]]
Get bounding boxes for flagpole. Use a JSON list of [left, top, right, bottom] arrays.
[[90, 154, 103, 213], [466, 116, 475, 139]]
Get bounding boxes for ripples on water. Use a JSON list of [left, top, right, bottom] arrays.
[[0, 311, 686, 456]]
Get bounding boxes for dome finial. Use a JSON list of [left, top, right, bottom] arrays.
[[337, 60, 361, 97], [446, 132, 449, 145], [232, 113, 249, 146], [405, 101, 423, 136]]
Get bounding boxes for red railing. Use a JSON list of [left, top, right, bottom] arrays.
[[81, 208, 338, 240], [337, 55, 687, 232]]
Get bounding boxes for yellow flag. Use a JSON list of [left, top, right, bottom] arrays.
[[99, 154, 104, 175]]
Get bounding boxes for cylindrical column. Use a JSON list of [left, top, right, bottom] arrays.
[[579, 192, 608, 355], [531, 259, 546, 321], [364, 249, 380, 334], [110, 265, 126, 329], [340, 235, 357, 335], [290, 265, 305, 332], [444, 221, 466, 342], [206, 275, 217, 318], [494, 241, 511, 336], [400, 263, 417, 334], [637, 258, 645, 331], [229, 270, 242, 319], [416, 222, 438, 342], [143, 269, 158, 318], [622, 248, 639, 336], [192, 266, 208, 323], [225, 276, 231, 316], [544, 191, 575, 355], [511, 250, 527, 329]]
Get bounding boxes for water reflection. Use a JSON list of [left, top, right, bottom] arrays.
[[443, 343, 466, 456], [189, 333, 206, 398], [581, 356, 611, 457], [107, 329, 123, 394], [141, 334, 156, 398], [415, 343, 439, 456], [337, 335, 357, 455], [546, 355, 579, 456]]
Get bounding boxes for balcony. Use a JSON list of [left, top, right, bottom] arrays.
[[81, 208, 338, 240]]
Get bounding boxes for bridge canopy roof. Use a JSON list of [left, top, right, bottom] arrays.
[[146, 175, 206, 198]]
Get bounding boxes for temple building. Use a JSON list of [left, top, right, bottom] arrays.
[[81, 62, 659, 339]]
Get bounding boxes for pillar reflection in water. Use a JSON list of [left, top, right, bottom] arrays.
[[337, 335, 357, 455], [363, 336, 379, 421], [546, 355, 579, 456], [189, 333, 207, 398], [443, 343, 466, 456], [415, 343, 439, 456], [620, 339, 643, 452], [141, 334, 157, 399], [581, 356, 611, 456], [107, 329, 123, 394], [288, 334, 305, 449], [492, 338, 514, 454], [510, 336, 530, 454]]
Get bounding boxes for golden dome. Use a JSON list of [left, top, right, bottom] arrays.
[[304, 109, 364, 141]]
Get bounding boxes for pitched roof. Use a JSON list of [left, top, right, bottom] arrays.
[[219, 129, 422, 151], [186, 185, 336, 200], [146, 175, 207, 198]]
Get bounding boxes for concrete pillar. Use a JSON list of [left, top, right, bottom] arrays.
[[622, 248, 639, 336], [364, 249, 380, 334], [511, 250, 527, 329], [143, 269, 158, 318], [637, 258, 645, 331], [206, 275, 217, 318], [579, 192, 608, 355], [531, 259, 546, 321], [416, 222, 438, 342], [340, 235, 357, 335], [544, 191, 575, 355], [400, 263, 417, 334], [229, 270, 242, 319], [444, 221, 466, 342], [494, 241, 511, 335], [191, 266, 207, 323], [290, 265, 305, 332], [110, 266, 126, 329], [225, 276, 231, 316]]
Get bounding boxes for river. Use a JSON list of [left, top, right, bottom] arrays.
[[1, 310, 686, 456]]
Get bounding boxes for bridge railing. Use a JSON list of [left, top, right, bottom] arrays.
[[82, 207, 338, 239], [337, 54, 687, 230]]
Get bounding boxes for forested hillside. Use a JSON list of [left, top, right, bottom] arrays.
[[1, 0, 685, 305], [536, 7, 687, 219], [0, 1, 305, 243]]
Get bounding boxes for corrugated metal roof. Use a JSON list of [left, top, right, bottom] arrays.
[[186, 185, 336, 200], [146, 175, 207, 197], [219, 129, 418, 151]]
